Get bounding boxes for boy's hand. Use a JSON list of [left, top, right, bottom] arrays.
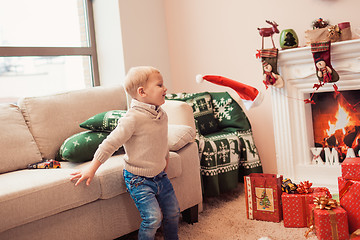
[[70, 169, 95, 186], [70, 159, 103, 186]]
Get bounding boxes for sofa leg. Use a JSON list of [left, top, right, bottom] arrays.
[[182, 204, 198, 224]]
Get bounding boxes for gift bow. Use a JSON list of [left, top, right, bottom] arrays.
[[305, 196, 338, 238], [297, 181, 313, 194], [314, 196, 338, 210], [328, 25, 341, 41], [314, 187, 331, 197]]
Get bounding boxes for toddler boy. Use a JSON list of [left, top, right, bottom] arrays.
[[70, 66, 180, 240]]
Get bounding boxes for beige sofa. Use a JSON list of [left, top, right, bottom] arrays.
[[0, 85, 202, 240]]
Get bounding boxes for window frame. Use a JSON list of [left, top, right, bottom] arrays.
[[0, 0, 100, 86]]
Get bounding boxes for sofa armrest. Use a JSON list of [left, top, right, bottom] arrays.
[[162, 100, 196, 130]]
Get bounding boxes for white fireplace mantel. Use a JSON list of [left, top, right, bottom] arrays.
[[272, 39, 360, 193]]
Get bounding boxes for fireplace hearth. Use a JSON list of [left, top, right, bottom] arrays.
[[272, 39, 360, 193]]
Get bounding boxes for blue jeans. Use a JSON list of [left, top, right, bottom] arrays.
[[123, 169, 180, 240]]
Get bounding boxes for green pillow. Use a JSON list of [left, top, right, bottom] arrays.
[[56, 131, 109, 163], [80, 110, 127, 132], [166, 92, 219, 135], [209, 92, 251, 130]]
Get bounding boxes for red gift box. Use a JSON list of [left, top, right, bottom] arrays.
[[282, 187, 331, 228], [244, 173, 283, 222], [338, 177, 360, 234], [308, 204, 349, 240], [341, 157, 360, 180]]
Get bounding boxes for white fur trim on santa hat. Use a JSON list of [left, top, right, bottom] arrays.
[[235, 89, 263, 111], [196, 74, 204, 83]]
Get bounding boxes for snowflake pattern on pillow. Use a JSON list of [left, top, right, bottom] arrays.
[[210, 92, 251, 130]]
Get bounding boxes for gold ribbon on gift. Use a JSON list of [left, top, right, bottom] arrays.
[[350, 229, 360, 239], [305, 196, 339, 239], [328, 25, 341, 42], [328, 209, 339, 240], [313, 196, 338, 210], [303, 186, 331, 227]]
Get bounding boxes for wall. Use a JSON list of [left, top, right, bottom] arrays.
[[163, 0, 360, 174], [93, 0, 172, 89], [92, 0, 126, 86], [117, 0, 172, 90]]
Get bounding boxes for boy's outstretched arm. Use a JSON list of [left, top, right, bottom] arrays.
[[70, 159, 102, 186]]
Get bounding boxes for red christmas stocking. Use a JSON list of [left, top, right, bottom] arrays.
[[260, 48, 284, 89], [311, 41, 339, 83], [305, 41, 340, 104]]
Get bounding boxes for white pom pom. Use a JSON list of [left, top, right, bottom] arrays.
[[196, 74, 204, 83]]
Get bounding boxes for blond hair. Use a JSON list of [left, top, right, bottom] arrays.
[[124, 66, 160, 98]]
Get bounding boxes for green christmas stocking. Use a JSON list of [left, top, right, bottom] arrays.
[[311, 41, 339, 83], [260, 48, 284, 89]]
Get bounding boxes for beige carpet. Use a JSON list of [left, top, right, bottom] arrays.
[[119, 183, 318, 240]]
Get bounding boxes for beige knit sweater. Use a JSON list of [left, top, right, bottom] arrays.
[[93, 99, 169, 177]]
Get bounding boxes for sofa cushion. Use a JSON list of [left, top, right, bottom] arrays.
[[80, 110, 127, 132], [56, 131, 110, 163], [62, 151, 182, 200], [166, 92, 220, 135], [162, 100, 196, 131], [168, 124, 196, 151], [0, 168, 101, 233], [17, 85, 128, 160], [0, 104, 42, 174], [209, 92, 251, 130]]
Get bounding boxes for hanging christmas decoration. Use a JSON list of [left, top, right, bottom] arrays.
[[255, 19, 358, 113], [304, 40, 339, 105], [256, 20, 284, 89], [312, 41, 339, 83], [302, 41, 358, 112]]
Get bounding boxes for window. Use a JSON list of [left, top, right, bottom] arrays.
[[0, 0, 99, 103]]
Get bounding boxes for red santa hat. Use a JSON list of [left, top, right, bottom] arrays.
[[196, 74, 263, 110]]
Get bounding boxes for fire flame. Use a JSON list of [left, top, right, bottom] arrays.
[[326, 104, 350, 136]]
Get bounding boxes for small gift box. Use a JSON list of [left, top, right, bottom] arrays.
[[282, 183, 331, 228], [305, 22, 352, 46], [341, 157, 360, 180], [244, 173, 283, 222], [308, 198, 349, 240], [338, 177, 360, 234]]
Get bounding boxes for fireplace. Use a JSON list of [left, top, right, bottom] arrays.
[[271, 39, 360, 193], [311, 90, 360, 163]]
